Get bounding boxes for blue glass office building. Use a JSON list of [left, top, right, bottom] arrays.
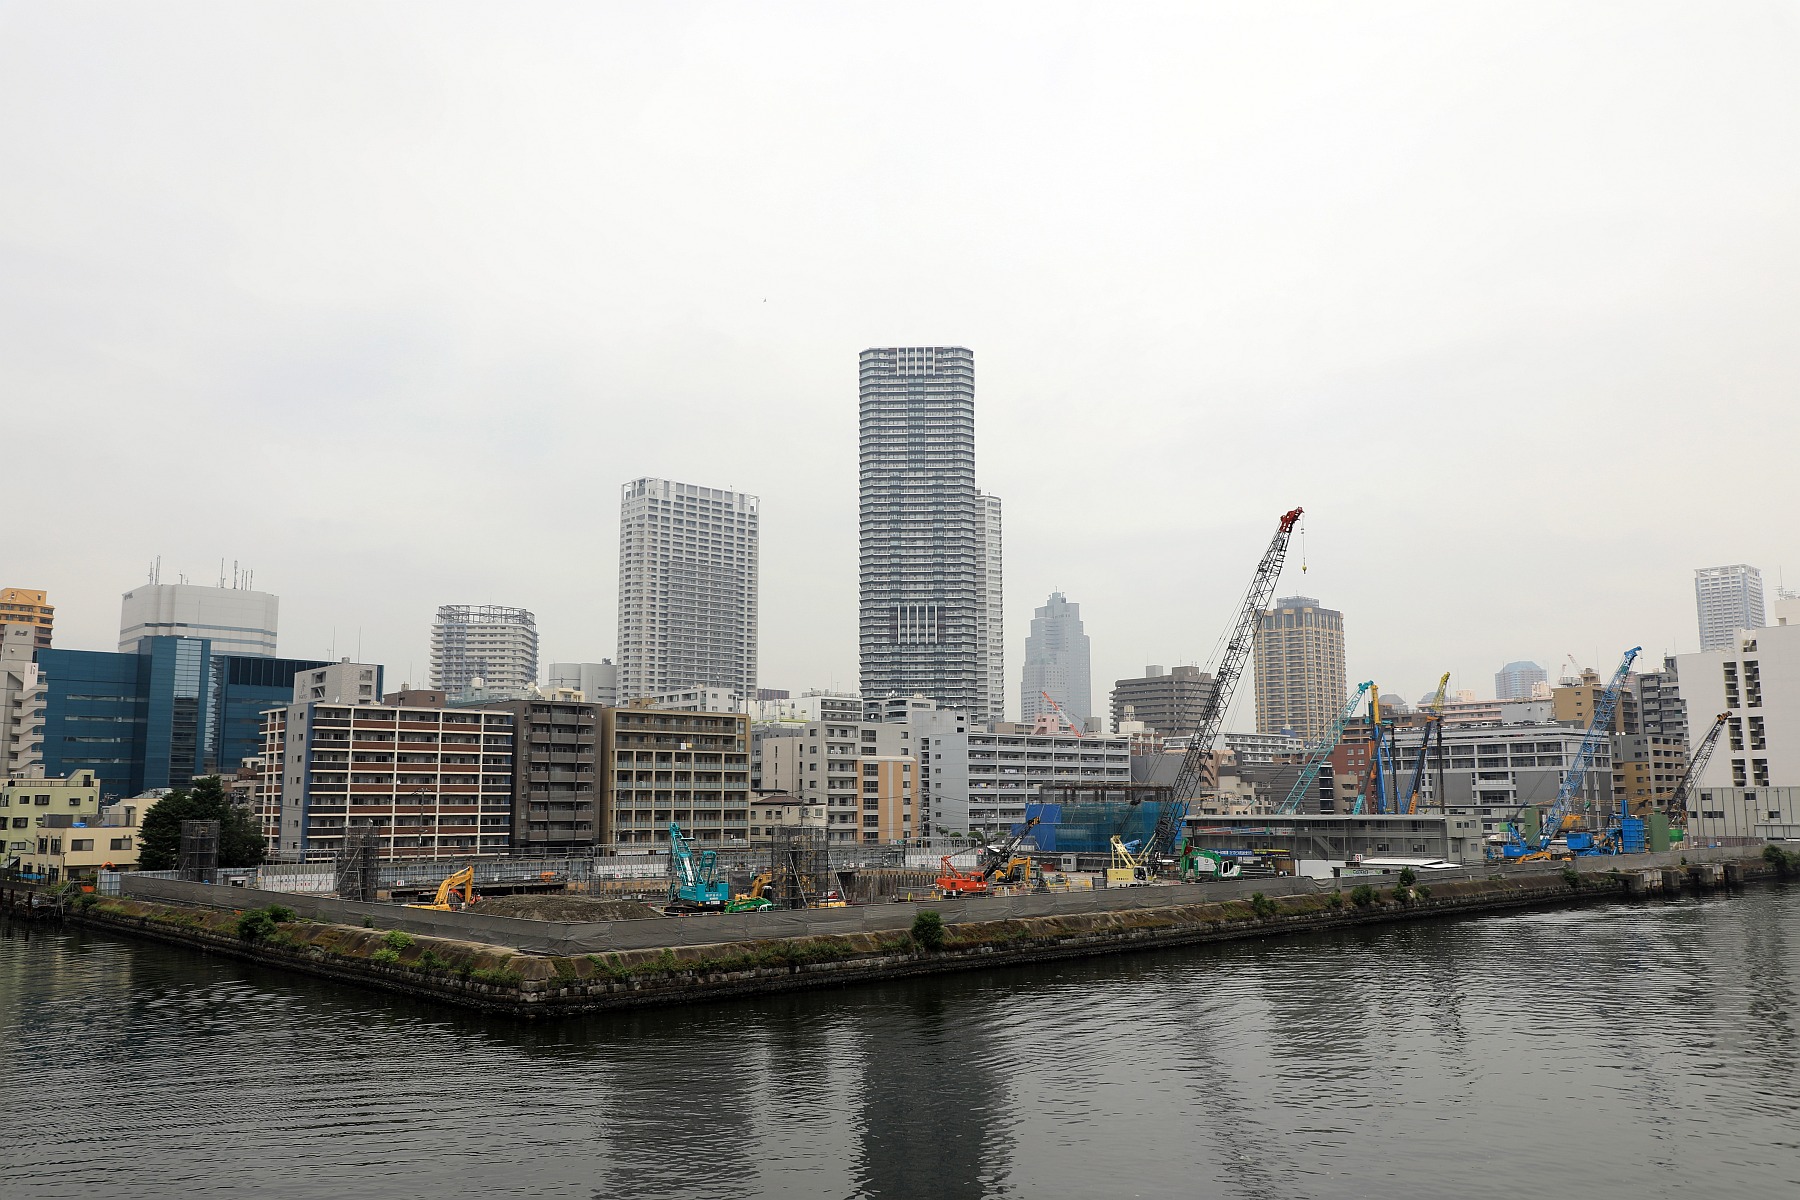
[[38, 638, 330, 800]]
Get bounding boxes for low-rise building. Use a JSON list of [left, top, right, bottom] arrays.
[[747, 793, 825, 840], [1, 771, 144, 881], [1396, 719, 1613, 834], [602, 706, 751, 848], [1684, 785, 1800, 842], [911, 708, 1130, 840], [758, 709, 915, 844]]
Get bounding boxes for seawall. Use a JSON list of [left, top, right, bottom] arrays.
[[11, 851, 1791, 1018]]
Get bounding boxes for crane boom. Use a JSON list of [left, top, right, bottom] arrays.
[[1403, 672, 1451, 814], [1038, 690, 1085, 737], [1667, 712, 1730, 826], [1149, 506, 1304, 862], [1524, 646, 1640, 853], [1276, 681, 1373, 815]]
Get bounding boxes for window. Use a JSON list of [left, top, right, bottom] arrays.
[[110, 838, 132, 851], [70, 839, 93, 852], [9, 818, 24, 829]]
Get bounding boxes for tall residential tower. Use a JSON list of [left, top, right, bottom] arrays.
[[617, 478, 759, 705], [858, 346, 1002, 720], [429, 605, 539, 696], [1020, 591, 1091, 726], [1252, 595, 1348, 743]]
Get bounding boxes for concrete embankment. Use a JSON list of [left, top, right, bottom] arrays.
[[9, 850, 1791, 1017]]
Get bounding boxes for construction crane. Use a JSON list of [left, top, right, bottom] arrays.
[[1354, 687, 1400, 814], [1106, 836, 1152, 888], [1038, 690, 1085, 737], [1276, 681, 1374, 815], [1151, 506, 1304, 865], [667, 822, 730, 911], [1665, 712, 1731, 827], [979, 815, 1042, 879], [1502, 647, 1640, 859], [1402, 672, 1451, 814]]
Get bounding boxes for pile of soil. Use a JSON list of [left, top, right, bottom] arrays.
[[477, 895, 664, 922]]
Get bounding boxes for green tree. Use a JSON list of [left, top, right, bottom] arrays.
[[137, 776, 266, 871]]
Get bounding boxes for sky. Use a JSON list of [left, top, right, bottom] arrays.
[[3, 1, 1797, 728]]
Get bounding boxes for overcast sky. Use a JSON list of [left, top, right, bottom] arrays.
[[4, 2, 1797, 726]]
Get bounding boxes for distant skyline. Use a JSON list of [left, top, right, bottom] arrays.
[[4, 4, 1796, 724]]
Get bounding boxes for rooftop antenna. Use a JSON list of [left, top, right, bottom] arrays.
[[219, 558, 226, 588]]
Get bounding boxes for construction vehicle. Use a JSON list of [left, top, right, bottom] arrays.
[[1107, 837, 1151, 887], [1276, 680, 1373, 814], [936, 855, 990, 897], [1402, 672, 1451, 814], [978, 816, 1041, 879], [667, 822, 731, 911], [726, 872, 774, 913], [1152, 507, 1305, 866], [1665, 712, 1731, 828], [990, 856, 1043, 887], [1177, 838, 1242, 881], [1499, 647, 1640, 860], [406, 866, 477, 911]]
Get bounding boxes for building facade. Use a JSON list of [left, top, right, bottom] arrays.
[[1397, 719, 1615, 834], [758, 711, 916, 845], [546, 661, 619, 707], [1611, 733, 1689, 818], [0, 587, 53, 650], [1551, 668, 1641, 734], [0, 771, 145, 882], [1020, 591, 1091, 728], [119, 582, 278, 657], [1494, 660, 1548, 701], [909, 707, 1130, 840], [499, 698, 600, 855], [616, 478, 759, 706], [857, 346, 1002, 720], [1110, 665, 1215, 738], [430, 605, 538, 696], [38, 640, 328, 801], [1676, 623, 1800, 792], [0, 624, 44, 777], [601, 706, 751, 847], [1253, 596, 1348, 743], [1634, 655, 1689, 748], [267, 698, 515, 860], [1695, 564, 1765, 652]]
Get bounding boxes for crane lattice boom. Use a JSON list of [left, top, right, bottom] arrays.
[[1528, 646, 1640, 852], [1276, 681, 1373, 815], [1148, 506, 1303, 861], [1668, 712, 1731, 826]]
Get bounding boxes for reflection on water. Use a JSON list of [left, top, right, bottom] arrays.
[[4, 887, 1799, 1199]]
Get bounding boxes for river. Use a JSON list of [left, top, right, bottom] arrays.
[[3, 886, 1797, 1199]]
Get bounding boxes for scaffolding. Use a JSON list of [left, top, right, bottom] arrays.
[[335, 828, 381, 901], [1027, 784, 1175, 854], [768, 825, 831, 910], [178, 820, 220, 881]]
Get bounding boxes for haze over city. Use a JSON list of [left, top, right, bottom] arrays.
[[4, 2, 1796, 719]]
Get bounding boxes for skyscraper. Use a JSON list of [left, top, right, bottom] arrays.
[[858, 346, 1002, 720], [1695, 564, 1765, 652], [1494, 660, 1548, 700], [617, 477, 759, 704], [429, 605, 539, 696], [119, 581, 278, 657], [1252, 595, 1348, 743], [1021, 591, 1091, 726]]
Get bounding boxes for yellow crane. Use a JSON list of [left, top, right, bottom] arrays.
[[1105, 836, 1151, 888]]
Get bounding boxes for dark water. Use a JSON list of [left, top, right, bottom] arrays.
[[3, 888, 1797, 1200]]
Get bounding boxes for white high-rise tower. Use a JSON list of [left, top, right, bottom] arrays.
[[1021, 592, 1090, 727], [1695, 565, 1765, 652]]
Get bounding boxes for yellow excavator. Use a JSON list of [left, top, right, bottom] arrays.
[[727, 872, 774, 913], [406, 866, 477, 911]]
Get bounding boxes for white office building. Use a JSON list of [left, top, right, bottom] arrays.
[[119, 582, 279, 657], [617, 478, 759, 705], [547, 661, 619, 707], [1695, 564, 1765, 652], [430, 605, 538, 696], [1676, 622, 1800, 792], [1393, 718, 1613, 834], [908, 707, 1131, 840]]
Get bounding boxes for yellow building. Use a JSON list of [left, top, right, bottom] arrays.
[[2, 771, 144, 883], [1612, 734, 1689, 817], [1552, 669, 1640, 733], [856, 754, 915, 843], [0, 587, 53, 650]]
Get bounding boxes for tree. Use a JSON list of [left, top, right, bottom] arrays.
[[137, 776, 266, 871]]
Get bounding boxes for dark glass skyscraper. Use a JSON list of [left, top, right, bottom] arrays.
[[858, 346, 1002, 719]]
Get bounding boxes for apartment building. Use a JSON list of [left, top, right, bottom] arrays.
[[430, 605, 539, 696], [0, 587, 53, 650], [909, 708, 1130, 840], [497, 698, 600, 855], [0, 624, 44, 777], [602, 706, 751, 848], [1676, 623, 1800, 792], [1552, 667, 1640, 734], [1611, 733, 1689, 817], [1695, 564, 1765, 652], [265, 698, 515, 860], [1110, 665, 1215, 737], [759, 713, 916, 844], [0, 771, 144, 883], [1252, 596, 1348, 743]]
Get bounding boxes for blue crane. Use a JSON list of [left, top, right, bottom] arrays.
[[667, 822, 731, 910], [1276, 681, 1374, 815], [1501, 646, 1640, 859]]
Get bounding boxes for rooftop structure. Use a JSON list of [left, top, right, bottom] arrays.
[[120, 581, 278, 657]]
